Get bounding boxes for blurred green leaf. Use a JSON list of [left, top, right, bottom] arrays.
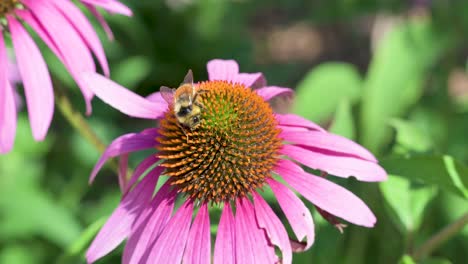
[[329, 99, 356, 140], [399, 255, 417, 264], [111, 56, 151, 88], [0, 245, 38, 264], [399, 255, 452, 264], [360, 19, 450, 153], [381, 155, 468, 199], [390, 119, 433, 153], [380, 175, 437, 232], [293, 62, 362, 123]]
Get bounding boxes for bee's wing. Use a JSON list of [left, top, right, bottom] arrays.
[[160, 86, 175, 104], [181, 69, 193, 85]]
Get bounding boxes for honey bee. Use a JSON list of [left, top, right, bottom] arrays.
[[160, 70, 205, 133]]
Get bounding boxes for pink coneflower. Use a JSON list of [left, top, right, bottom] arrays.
[[83, 59, 387, 264], [0, 0, 131, 153]]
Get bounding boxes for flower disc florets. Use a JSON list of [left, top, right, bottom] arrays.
[[0, 0, 19, 17], [157, 80, 282, 203]]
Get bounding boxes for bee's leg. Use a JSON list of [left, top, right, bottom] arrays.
[[177, 122, 190, 143]]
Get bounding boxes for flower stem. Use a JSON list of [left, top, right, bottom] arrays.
[[55, 87, 119, 172], [412, 212, 468, 261]]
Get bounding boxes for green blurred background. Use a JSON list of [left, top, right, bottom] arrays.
[[1, 0, 468, 263]]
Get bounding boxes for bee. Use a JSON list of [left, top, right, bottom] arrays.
[[160, 70, 205, 135]]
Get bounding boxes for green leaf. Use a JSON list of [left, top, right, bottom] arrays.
[[381, 155, 468, 199], [360, 19, 450, 153], [390, 119, 433, 153], [293, 62, 362, 123], [399, 255, 417, 264], [0, 245, 38, 264], [329, 99, 356, 140], [380, 175, 437, 232], [66, 217, 107, 257]]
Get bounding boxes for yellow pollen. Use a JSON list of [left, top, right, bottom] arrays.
[[0, 0, 19, 17], [157, 80, 282, 203]]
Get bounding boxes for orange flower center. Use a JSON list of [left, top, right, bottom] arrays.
[[157, 80, 282, 203], [0, 0, 19, 17]]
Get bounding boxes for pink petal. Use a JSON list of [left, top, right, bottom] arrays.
[[146, 91, 169, 107], [146, 200, 194, 264], [275, 159, 377, 227], [80, 0, 133, 16], [275, 114, 325, 132], [24, 0, 96, 114], [214, 203, 236, 264], [85, 4, 114, 40], [238, 198, 278, 264], [256, 86, 294, 101], [123, 183, 176, 264], [0, 34, 17, 153], [118, 153, 129, 192], [280, 130, 377, 162], [124, 155, 159, 194], [89, 128, 158, 183], [207, 59, 239, 82], [253, 192, 292, 264], [281, 144, 387, 182], [86, 172, 159, 263], [8, 15, 54, 141], [81, 72, 166, 119], [50, 0, 109, 76], [267, 179, 315, 250], [182, 203, 211, 264], [234, 199, 255, 264], [235, 72, 266, 88]]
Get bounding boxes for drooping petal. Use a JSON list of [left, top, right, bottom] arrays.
[[0, 34, 17, 153], [146, 200, 194, 264], [256, 86, 294, 101], [89, 128, 159, 183], [275, 159, 377, 227], [86, 171, 160, 263], [235, 72, 265, 88], [280, 130, 377, 162], [85, 4, 114, 40], [182, 203, 211, 264], [50, 0, 109, 76], [80, 0, 133, 16], [253, 192, 292, 264], [207, 59, 239, 82], [124, 155, 159, 195], [118, 153, 129, 192], [281, 144, 387, 182], [267, 178, 315, 250], [7, 15, 54, 141], [239, 198, 278, 264], [275, 113, 325, 132], [214, 203, 236, 264], [234, 199, 256, 264], [123, 184, 176, 264], [81, 72, 166, 120], [24, 0, 96, 114]]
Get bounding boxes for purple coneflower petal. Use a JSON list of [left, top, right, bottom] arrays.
[[268, 178, 315, 250], [123, 184, 175, 264], [146, 200, 194, 264], [235, 72, 266, 88], [275, 113, 325, 132], [281, 144, 387, 182], [85, 4, 115, 40], [207, 59, 239, 82], [253, 192, 292, 264], [256, 86, 294, 101], [90, 128, 158, 183], [124, 155, 159, 195], [50, 0, 110, 76], [234, 199, 256, 264], [240, 198, 278, 264], [275, 159, 377, 227], [81, 72, 166, 119], [86, 172, 159, 264], [146, 91, 169, 107], [280, 130, 377, 162], [214, 203, 236, 264], [81, 0, 133, 16], [182, 203, 211, 264], [8, 15, 54, 141], [118, 153, 129, 192], [0, 35, 17, 153]]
